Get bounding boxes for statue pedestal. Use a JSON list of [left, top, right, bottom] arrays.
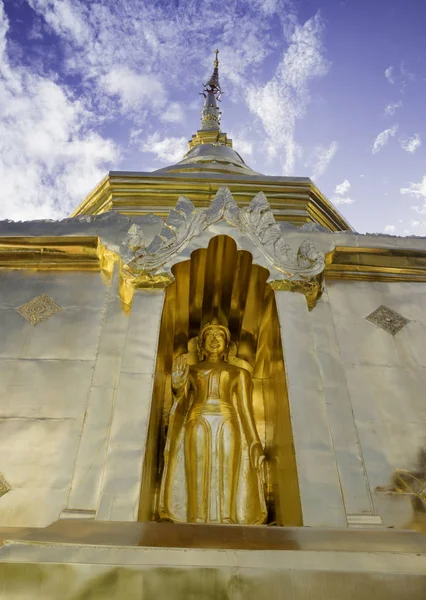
[[1, 520, 426, 599]]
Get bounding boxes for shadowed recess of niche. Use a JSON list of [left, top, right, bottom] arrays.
[[138, 234, 302, 528]]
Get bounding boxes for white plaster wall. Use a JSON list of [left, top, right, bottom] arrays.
[[0, 268, 169, 528], [276, 292, 347, 528], [95, 289, 164, 522], [3, 266, 425, 531], [325, 279, 426, 527], [0, 271, 110, 527]]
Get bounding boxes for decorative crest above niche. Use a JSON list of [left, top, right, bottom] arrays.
[[120, 187, 325, 309]]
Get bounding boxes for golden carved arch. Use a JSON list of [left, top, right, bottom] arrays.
[[139, 235, 302, 526]]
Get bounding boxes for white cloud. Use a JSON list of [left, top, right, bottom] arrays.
[[401, 176, 426, 199], [28, 0, 292, 111], [330, 179, 355, 205], [141, 133, 188, 164], [407, 221, 426, 235], [0, 3, 118, 220], [332, 196, 354, 205], [384, 63, 415, 90], [160, 102, 185, 124], [400, 134, 421, 153], [372, 125, 398, 154], [30, 0, 91, 46], [384, 224, 396, 234], [247, 12, 329, 174], [101, 67, 165, 113], [400, 176, 426, 215], [228, 131, 254, 157], [400, 62, 415, 83], [309, 141, 338, 180], [0, 0, 305, 220], [334, 179, 350, 196], [384, 100, 402, 116], [17, 0, 302, 191], [234, 139, 253, 157], [385, 66, 395, 84]]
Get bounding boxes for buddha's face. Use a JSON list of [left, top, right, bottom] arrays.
[[202, 326, 227, 359]]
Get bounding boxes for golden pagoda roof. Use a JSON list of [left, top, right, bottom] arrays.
[[70, 52, 353, 233], [154, 142, 260, 176]]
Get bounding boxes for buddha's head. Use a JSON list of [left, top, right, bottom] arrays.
[[197, 320, 231, 361]]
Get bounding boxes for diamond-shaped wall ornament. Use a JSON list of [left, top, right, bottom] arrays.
[[16, 293, 63, 325], [0, 473, 11, 498], [366, 305, 409, 336]]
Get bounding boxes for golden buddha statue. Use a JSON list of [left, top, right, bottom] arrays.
[[159, 321, 267, 525]]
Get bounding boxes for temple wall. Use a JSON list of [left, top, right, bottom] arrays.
[[314, 279, 426, 527], [274, 277, 426, 529], [276, 292, 347, 528], [94, 289, 164, 522], [0, 269, 165, 528], [0, 271, 110, 527], [1, 262, 426, 531]]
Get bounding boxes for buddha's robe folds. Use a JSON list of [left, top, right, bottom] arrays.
[[159, 360, 267, 525]]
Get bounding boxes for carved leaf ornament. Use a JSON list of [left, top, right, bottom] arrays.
[[120, 187, 325, 294]]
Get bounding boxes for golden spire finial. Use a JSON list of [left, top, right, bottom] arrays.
[[203, 49, 222, 99], [198, 50, 223, 132], [214, 48, 219, 68]]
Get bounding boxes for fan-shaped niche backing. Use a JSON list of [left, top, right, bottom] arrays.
[[139, 235, 302, 526]]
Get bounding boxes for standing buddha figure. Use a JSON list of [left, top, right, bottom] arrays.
[[159, 320, 267, 525]]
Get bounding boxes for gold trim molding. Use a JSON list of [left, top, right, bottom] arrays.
[[2, 236, 426, 313], [70, 172, 352, 232], [0, 236, 103, 270], [188, 130, 233, 149], [269, 273, 323, 310], [325, 246, 426, 282], [0, 235, 116, 284]]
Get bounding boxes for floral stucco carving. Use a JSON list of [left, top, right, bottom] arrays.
[[236, 191, 324, 279], [119, 186, 325, 308]]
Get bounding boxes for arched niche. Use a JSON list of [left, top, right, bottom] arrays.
[[138, 235, 302, 526]]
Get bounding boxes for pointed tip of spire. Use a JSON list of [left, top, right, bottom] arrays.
[[198, 50, 223, 132], [214, 48, 219, 68], [203, 49, 222, 99]]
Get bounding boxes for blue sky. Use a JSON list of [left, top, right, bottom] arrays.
[[1, 0, 425, 235]]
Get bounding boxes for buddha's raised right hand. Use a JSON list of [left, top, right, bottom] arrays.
[[172, 355, 189, 392]]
